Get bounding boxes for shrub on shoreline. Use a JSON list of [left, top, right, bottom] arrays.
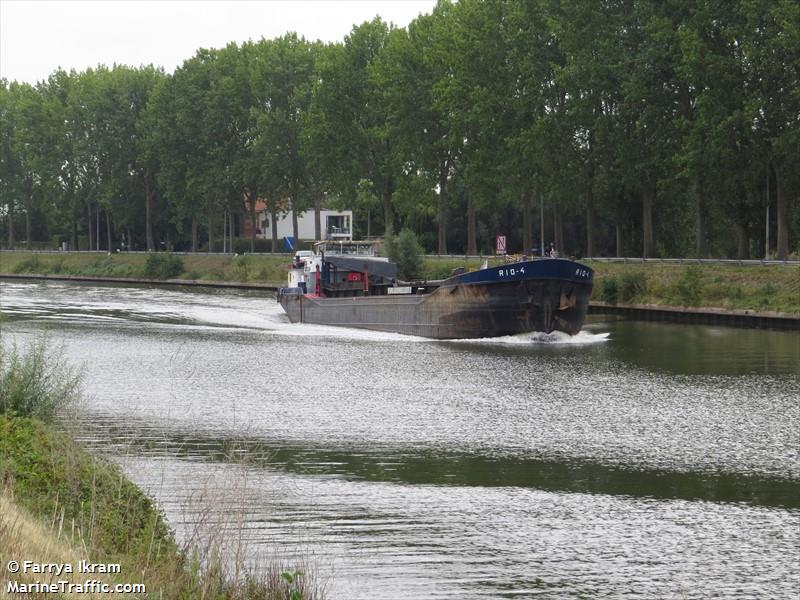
[[599, 277, 619, 304], [0, 337, 81, 420], [674, 266, 704, 306], [144, 253, 185, 279], [619, 271, 647, 303]]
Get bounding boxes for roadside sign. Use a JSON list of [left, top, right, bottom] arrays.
[[496, 235, 507, 255]]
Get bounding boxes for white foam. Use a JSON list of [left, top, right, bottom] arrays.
[[447, 330, 611, 346], [268, 320, 427, 343]]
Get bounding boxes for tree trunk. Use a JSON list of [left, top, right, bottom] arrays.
[[736, 222, 750, 259], [270, 204, 278, 253], [71, 216, 77, 252], [693, 174, 707, 258], [383, 192, 394, 238], [207, 213, 214, 253], [314, 195, 322, 241], [191, 215, 198, 252], [291, 200, 299, 246], [466, 189, 477, 255], [126, 227, 132, 251], [221, 212, 226, 253], [437, 160, 448, 254], [521, 189, 533, 255], [250, 198, 256, 253], [642, 184, 655, 258], [6, 199, 14, 249], [87, 200, 95, 251], [616, 224, 623, 258], [553, 202, 564, 255], [539, 193, 545, 257], [230, 210, 235, 252], [585, 189, 595, 257], [106, 210, 112, 251], [145, 175, 155, 252], [774, 163, 789, 260], [245, 189, 257, 253], [25, 178, 32, 248]]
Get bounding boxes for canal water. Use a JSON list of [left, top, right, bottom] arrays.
[[1, 279, 798, 599]]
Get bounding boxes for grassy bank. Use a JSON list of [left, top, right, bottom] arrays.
[[2, 250, 798, 314], [585, 261, 800, 314], [0, 251, 290, 284], [416, 256, 799, 315], [0, 338, 322, 599]]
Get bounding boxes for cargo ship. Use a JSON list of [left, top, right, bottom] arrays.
[[277, 241, 593, 339]]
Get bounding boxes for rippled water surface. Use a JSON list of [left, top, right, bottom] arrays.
[[2, 279, 798, 599]]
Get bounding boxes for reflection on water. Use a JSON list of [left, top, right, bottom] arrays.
[[592, 316, 800, 376], [2, 279, 799, 599], [72, 417, 800, 509]]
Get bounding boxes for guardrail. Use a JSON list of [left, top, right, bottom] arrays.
[[0, 249, 293, 257], [1, 249, 798, 266], [425, 253, 799, 266], [582, 257, 800, 266]]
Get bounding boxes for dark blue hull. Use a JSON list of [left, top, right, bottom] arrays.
[[452, 258, 592, 287]]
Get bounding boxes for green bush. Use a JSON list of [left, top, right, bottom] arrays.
[[757, 282, 777, 308], [0, 338, 81, 420], [143, 253, 184, 279], [599, 276, 619, 303], [385, 229, 424, 280], [675, 265, 704, 306], [232, 255, 251, 279], [619, 271, 647, 303], [11, 256, 41, 274]]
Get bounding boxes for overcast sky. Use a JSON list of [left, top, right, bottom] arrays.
[[1, 0, 436, 84]]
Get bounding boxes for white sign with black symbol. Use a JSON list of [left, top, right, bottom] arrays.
[[495, 235, 507, 255]]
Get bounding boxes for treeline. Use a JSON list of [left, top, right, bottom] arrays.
[[1, 0, 798, 258]]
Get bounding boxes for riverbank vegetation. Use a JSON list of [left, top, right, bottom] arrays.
[[425, 258, 800, 314], [589, 263, 800, 314], [0, 251, 290, 283], [2, 1, 798, 260], [2, 250, 798, 314], [0, 336, 323, 599]]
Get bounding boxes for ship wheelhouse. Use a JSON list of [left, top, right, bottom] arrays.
[[313, 241, 396, 297]]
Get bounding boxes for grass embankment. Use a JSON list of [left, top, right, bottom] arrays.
[[585, 261, 800, 315], [423, 257, 800, 315], [2, 250, 798, 314], [0, 251, 290, 284], [0, 337, 321, 599]]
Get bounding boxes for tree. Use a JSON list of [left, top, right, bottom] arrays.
[[740, 0, 799, 259], [385, 228, 424, 280], [307, 19, 399, 237], [250, 35, 321, 249], [377, 5, 462, 253]]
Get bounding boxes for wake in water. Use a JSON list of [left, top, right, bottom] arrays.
[[0, 280, 609, 346], [265, 302, 610, 345], [447, 330, 611, 346]]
